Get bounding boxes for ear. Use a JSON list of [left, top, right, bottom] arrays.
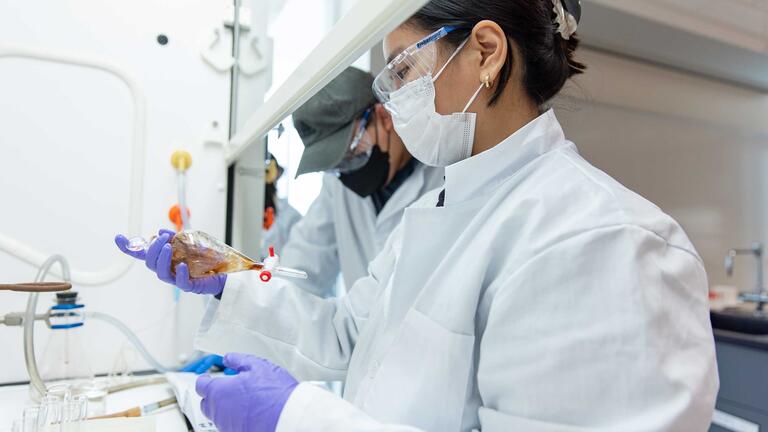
[[374, 104, 393, 132], [373, 104, 391, 152], [471, 20, 508, 88]]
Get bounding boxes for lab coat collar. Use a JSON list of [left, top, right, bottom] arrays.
[[376, 163, 427, 225], [444, 109, 568, 206]]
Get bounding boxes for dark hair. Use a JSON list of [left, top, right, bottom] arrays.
[[408, 0, 586, 107]]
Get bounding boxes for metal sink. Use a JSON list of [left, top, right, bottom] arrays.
[[710, 308, 768, 335]]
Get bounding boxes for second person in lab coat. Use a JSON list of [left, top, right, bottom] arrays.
[[276, 67, 444, 296], [261, 153, 302, 254]]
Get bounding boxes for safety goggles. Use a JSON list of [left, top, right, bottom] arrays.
[[372, 26, 463, 106], [332, 108, 376, 174]]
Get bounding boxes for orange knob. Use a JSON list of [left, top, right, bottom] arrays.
[[263, 207, 275, 230], [169, 204, 191, 232]]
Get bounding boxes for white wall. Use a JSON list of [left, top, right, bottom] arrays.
[[0, 0, 236, 385], [555, 49, 768, 292]]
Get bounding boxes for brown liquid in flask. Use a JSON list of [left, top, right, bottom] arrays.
[[170, 231, 263, 279]]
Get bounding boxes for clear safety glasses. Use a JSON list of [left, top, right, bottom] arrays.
[[372, 26, 463, 106], [333, 108, 376, 174]]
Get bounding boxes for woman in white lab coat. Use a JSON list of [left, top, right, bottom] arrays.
[[131, 1, 719, 431]]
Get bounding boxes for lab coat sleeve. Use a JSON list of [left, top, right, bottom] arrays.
[[278, 175, 342, 296], [476, 224, 718, 431], [276, 383, 422, 432], [194, 226, 398, 382]]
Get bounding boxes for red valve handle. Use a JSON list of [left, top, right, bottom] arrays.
[[269, 246, 275, 257], [260, 271, 272, 282]]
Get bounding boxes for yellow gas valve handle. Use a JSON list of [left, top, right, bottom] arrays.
[[171, 150, 192, 172]]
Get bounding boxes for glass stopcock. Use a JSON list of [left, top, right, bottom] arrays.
[[126, 236, 155, 252]]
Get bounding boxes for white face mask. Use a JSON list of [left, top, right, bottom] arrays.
[[387, 40, 485, 167]]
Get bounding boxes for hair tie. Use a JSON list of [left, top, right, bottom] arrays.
[[553, 0, 580, 40]]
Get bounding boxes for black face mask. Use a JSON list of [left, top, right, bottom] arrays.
[[339, 146, 390, 198]]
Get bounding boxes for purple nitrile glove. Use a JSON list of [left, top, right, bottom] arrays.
[[115, 229, 226, 296], [195, 353, 299, 432]]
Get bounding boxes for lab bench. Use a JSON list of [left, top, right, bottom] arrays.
[[710, 330, 768, 432], [0, 376, 189, 431], [1, 341, 765, 432]]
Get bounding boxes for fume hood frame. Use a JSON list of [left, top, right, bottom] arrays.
[[224, 0, 430, 164]]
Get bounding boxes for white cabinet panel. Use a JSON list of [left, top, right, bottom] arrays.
[[0, 0, 232, 385]]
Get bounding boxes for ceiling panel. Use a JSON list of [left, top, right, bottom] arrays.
[[587, 0, 768, 53], [580, 0, 768, 91]]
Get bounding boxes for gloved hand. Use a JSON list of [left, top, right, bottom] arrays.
[[114, 229, 176, 261], [196, 354, 298, 432], [180, 354, 237, 375], [115, 229, 226, 296]]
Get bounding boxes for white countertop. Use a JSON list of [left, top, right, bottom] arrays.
[[0, 377, 189, 431]]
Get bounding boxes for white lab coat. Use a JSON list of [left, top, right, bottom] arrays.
[[278, 166, 444, 296], [262, 198, 302, 255], [195, 110, 718, 432]]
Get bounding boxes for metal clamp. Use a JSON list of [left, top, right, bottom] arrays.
[[740, 292, 768, 305], [0, 312, 49, 327], [201, 28, 236, 72], [725, 242, 766, 311]]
